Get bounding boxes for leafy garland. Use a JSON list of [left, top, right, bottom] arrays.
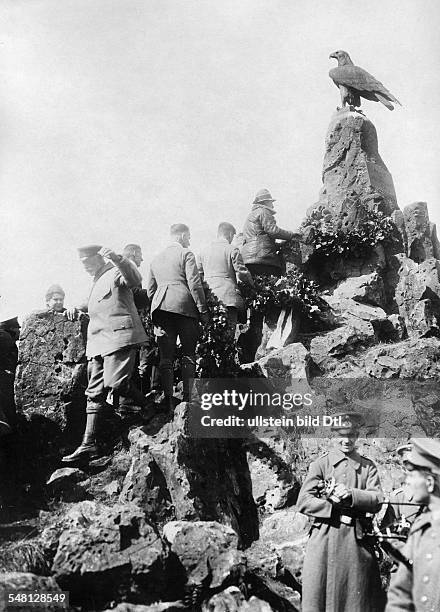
[[196, 283, 241, 378], [240, 270, 328, 323], [302, 207, 396, 258]]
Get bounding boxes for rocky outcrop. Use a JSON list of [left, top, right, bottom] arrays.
[[48, 501, 167, 609], [120, 406, 259, 547], [15, 310, 88, 441], [403, 201, 440, 263]]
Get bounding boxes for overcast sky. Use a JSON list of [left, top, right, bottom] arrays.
[[0, 0, 439, 317]]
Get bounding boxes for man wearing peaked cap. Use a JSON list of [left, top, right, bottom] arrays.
[[386, 438, 440, 611], [62, 245, 148, 463], [297, 409, 385, 611]]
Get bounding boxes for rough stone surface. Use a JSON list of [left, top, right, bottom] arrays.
[[332, 272, 386, 307], [309, 319, 376, 371], [202, 587, 274, 611], [395, 256, 440, 338], [51, 501, 167, 608], [15, 310, 88, 440], [258, 343, 311, 382], [163, 521, 244, 589], [403, 201, 440, 262], [0, 573, 61, 611], [121, 407, 259, 547]]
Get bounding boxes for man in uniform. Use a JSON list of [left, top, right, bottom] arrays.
[[62, 245, 148, 462], [197, 222, 254, 336], [386, 438, 440, 611], [45, 284, 66, 313], [147, 224, 208, 410], [297, 412, 385, 612]]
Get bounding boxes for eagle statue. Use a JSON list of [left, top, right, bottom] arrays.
[[329, 50, 401, 111]]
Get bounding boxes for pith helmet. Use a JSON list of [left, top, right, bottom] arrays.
[[254, 188, 276, 204]]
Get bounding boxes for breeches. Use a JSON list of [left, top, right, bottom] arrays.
[[86, 347, 137, 401]]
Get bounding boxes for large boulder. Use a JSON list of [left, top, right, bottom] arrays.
[[50, 501, 167, 609], [301, 108, 400, 280], [120, 406, 259, 547], [15, 310, 88, 441], [163, 521, 244, 590], [310, 319, 376, 371]]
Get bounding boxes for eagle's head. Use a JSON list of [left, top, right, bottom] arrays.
[[329, 50, 353, 66]]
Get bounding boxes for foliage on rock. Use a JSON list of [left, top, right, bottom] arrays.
[[241, 271, 329, 324], [302, 205, 397, 259], [196, 283, 241, 378]]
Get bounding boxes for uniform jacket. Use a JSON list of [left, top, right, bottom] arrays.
[[197, 238, 253, 310], [147, 242, 207, 319], [386, 510, 440, 612], [296, 447, 385, 612], [241, 203, 294, 268], [86, 257, 147, 358]]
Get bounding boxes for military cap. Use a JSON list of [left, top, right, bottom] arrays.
[[254, 188, 276, 204], [45, 284, 65, 300], [78, 244, 102, 258], [404, 438, 440, 475], [395, 443, 412, 458], [331, 411, 364, 433]]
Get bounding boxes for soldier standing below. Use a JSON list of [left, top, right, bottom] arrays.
[[297, 412, 385, 612], [239, 188, 299, 362], [63, 245, 148, 462], [197, 222, 254, 336], [386, 438, 440, 611], [147, 224, 208, 410]]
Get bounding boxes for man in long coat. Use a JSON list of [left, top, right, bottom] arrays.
[[147, 224, 208, 410], [63, 245, 147, 462], [197, 222, 253, 335], [297, 412, 385, 612], [386, 438, 440, 611]]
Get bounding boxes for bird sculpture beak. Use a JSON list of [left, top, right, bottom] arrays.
[[329, 52, 336, 59]]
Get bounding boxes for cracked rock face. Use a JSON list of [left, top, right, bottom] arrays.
[[15, 310, 88, 437]]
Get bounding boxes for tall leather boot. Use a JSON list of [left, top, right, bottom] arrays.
[[62, 402, 101, 462], [182, 355, 196, 403], [159, 359, 175, 411]]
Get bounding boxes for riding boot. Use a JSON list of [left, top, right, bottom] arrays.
[[181, 355, 196, 402], [62, 402, 101, 462]]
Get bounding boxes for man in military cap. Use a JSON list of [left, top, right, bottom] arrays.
[[197, 222, 254, 336], [45, 284, 66, 313], [147, 224, 208, 410], [62, 245, 148, 462], [297, 412, 385, 612], [386, 438, 440, 611], [239, 189, 300, 362]]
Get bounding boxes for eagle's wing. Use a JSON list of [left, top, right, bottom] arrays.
[[329, 65, 401, 106]]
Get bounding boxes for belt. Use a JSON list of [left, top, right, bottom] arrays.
[[339, 514, 354, 525]]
